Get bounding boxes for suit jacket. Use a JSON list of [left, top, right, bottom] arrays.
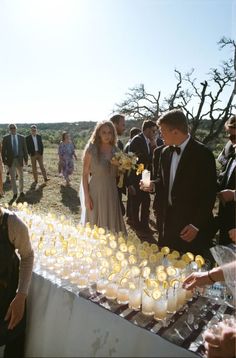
[[26, 134, 44, 156], [128, 133, 153, 188], [155, 137, 217, 250], [1, 134, 28, 167], [217, 152, 236, 244], [152, 145, 165, 219]]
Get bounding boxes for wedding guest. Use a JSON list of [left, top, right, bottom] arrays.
[[124, 127, 141, 153], [110, 114, 126, 215], [217, 115, 236, 246], [26, 125, 49, 186], [124, 127, 141, 225], [110, 114, 126, 150], [0, 206, 34, 358], [0, 143, 4, 197], [128, 120, 158, 236], [1, 124, 28, 202], [156, 128, 164, 147], [152, 143, 165, 231], [145, 109, 217, 255], [58, 132, 77, 186], [82, 121, 127, 234]]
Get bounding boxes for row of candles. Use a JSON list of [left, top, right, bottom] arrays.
[[12, 202, 206, 321]]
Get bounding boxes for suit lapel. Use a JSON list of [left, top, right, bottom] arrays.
[[171, 138, 194, 193], [140, 133, 149, 157]]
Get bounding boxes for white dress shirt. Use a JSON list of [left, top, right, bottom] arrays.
[[32, 134, 39, 152], [143, 134, 150, 154], [168, 134, 191, 205]]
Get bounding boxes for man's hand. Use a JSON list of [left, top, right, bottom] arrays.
[[5, 293, 26, 330], [218, 190, 235, 205], [139, 180, 154, 193], [228, 228, 236, 243], [182, 272, 212, 290], [180, 225, 198, 242]]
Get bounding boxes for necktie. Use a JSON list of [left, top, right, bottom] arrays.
[[12, 135, 18, 156], [169, 146, 181, 155]]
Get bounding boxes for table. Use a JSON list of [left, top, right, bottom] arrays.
[[24, 269, 234, 358]]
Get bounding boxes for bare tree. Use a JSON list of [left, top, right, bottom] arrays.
[[115, 37, 236, 145]]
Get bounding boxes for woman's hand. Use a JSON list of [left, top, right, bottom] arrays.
[[5, 293, 26, 330], [85, 195, 93, 210], [182, 272, 212, 290]]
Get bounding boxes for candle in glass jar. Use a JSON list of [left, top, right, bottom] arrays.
[[142, 290, 154, 315], [117, 287, 129, 305], [129, 287, 142, 311], [153, 297, 168, 321], [142, 169, 151, 187]]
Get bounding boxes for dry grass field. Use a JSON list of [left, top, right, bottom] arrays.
[[1, 148, 83, 223]]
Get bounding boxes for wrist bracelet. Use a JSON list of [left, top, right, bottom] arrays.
[[208, 271, 216, 283]]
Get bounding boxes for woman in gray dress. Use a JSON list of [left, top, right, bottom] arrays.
[[82, 121, 127, 235]]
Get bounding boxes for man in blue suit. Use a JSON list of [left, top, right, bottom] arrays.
[[26, 125, 48, 185]]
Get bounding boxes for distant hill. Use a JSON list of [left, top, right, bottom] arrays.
[[0, 120, 143, 149], [0, 119, 225, 152]]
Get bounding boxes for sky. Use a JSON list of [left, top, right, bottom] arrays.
[[0, 0, 235, 124]]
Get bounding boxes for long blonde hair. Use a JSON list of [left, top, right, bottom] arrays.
[[83, 121, 117, 160], [89, 121, 117, 146]]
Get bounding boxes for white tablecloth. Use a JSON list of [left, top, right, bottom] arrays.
[[25, 273, 197, 357]]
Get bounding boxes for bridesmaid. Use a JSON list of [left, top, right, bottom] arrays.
[[82, 121, 127, 235]]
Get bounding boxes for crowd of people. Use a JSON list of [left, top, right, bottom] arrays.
[[81, 111, 235, 254], [0, 110, 235, 358], [0, 124, 78, 204]]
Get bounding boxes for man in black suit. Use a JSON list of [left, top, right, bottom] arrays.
[[1, 124, 28, 201], [26, 125, 48, 185], [110, 114, 126, 215], [110, 114, 125, 150], [149, 109, 216, 255], [217, 115, 236, 245], [128, 120, 158, 235]]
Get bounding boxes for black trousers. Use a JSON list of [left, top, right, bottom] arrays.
[[118, 188, 125, 216], [158, 206, 214, 257], [1, 308, 26, 358], [131, 188, 150, 228]]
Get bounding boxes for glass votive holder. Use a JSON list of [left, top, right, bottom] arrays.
[[96, 278, 108, 294], [153, 296, 168, 321], [117, 286, 129, 305], [142, 289, 154, 316], [105, 282, 118, 300], [129, 286, 142, 311], [176, 286, 187, 311], [77, 274, 88, 289], [167, 287, 177, 314]]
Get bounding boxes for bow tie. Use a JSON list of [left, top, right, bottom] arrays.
[[169, 146, 181, 155]]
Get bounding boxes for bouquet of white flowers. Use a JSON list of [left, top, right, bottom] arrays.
[[111, 151, 144, 188]]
